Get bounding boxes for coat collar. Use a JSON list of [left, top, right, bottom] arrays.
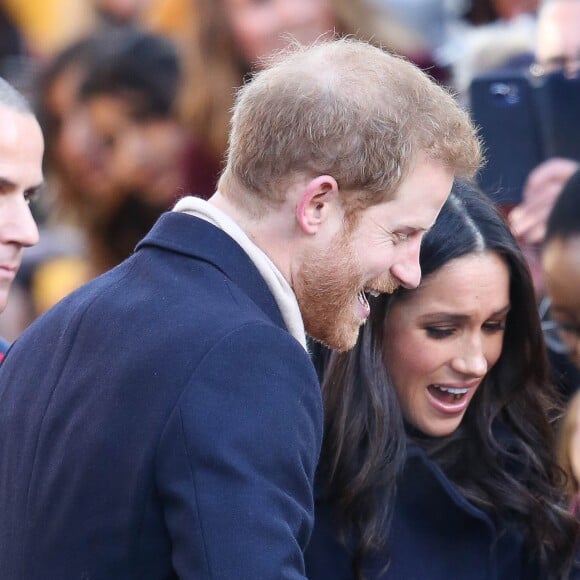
[[404, 443, 495, 531], [136, 211, 286, 331]]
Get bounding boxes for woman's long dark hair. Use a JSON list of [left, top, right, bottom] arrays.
[[319, 182, 579, 579]]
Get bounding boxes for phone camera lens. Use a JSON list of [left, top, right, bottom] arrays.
[[489, 82, 520, 105]]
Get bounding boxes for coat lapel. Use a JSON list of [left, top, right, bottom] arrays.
[[136, 212, 287, 331]]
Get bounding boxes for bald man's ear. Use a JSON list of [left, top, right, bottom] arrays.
[[296, 175, 340, 234]]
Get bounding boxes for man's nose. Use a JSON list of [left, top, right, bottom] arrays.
[[389, 237, 422, 289], [1, 195, 40, 248]]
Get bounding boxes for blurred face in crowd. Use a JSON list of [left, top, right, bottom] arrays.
[[296, 156, 452, 352], [542, 235, 580, 367], [221, 0, 335, 68], [536, 0, 580, 76], [0, 104, 42, 311], [382, 251, 510, 437], [44, 64, 118, 208], [492, 0, 538, 19], [93, 0, 150, 22], [85, 94, 186, 208]]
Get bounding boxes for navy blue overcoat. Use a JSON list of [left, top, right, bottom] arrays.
[[306, 444, 579, 580], [0, 212, 322, 579]]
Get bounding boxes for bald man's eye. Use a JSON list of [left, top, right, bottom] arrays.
[[24, 189, 40, 205]]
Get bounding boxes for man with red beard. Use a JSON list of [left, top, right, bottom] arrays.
[[0, 40, 480, 579]]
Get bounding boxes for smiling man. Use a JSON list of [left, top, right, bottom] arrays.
[[0, 39, 480, 579], [0, 77, 42, 357]]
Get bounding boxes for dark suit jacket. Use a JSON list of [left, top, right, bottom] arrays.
[[0, 212, 322, 579]]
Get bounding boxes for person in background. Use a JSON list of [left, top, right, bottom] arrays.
[[92, 0, 152, 25], [181, 0, 429, 168], [363, 0, 450, 53], [557, 390, 580, 518], [508, 0, 580, 293], [465, 0, 539, 23], [80, 28, 216, 206], [14, 28, 215, 330], [0, 39, 480, 579], [0, 77, 42, 359], [0, 36, 97, 343], [532, 0, 580, 76], [441, 0, 537, 102], [541, 167, 580, 398], [35, 35, 112, 223], [306, 181, 578, 580], [75, 27, 216, 272], [35, 28, 216, 271]]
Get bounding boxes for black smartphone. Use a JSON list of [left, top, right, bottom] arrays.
[[469, 71, 544, 205], [533, 71, 580, 160]]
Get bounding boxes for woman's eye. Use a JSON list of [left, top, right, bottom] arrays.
[[425, 327, 454, 339], [483, 321, 506, 333]]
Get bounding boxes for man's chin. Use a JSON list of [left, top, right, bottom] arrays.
[[308, 321, 363, 352]]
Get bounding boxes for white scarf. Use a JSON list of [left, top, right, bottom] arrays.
[[173, 196, 307, 350]]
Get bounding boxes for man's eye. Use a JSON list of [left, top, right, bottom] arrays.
[[393, 232, 409, 243], [24, 190, 39, 205]]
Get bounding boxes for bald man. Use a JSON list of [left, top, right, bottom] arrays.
[[0, 77, 42, 356]]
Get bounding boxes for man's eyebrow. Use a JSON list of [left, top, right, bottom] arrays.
[[0, 177, 16, 189], [393, 225, 428, 233], [26, 182, 44, 194], [0, 179, 45, 196]]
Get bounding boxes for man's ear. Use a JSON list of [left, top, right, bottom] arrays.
[[296, 175, 340, 234]]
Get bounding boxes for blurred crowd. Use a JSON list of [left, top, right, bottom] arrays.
[[0, 0, 580, 521]]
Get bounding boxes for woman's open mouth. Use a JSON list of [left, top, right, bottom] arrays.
[[426, 383, 476, 414]]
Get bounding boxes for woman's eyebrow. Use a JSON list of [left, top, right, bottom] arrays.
[[417, 305, 510, 323]]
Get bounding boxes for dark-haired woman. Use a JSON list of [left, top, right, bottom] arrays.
[[305, 182, 579, 580], [36, 28, 218, 273]]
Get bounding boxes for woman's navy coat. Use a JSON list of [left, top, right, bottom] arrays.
[[306, 444, 573, 580]]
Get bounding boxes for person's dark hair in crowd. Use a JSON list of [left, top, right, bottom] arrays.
[[464, 0, 538, 24], [79, 26, 178, 121], [306, 182, 579, 580], [74, 27, 185, 269], [35, 27, 213, 279], [542, 168, 580, 378], [35, 34, 105, 219]]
